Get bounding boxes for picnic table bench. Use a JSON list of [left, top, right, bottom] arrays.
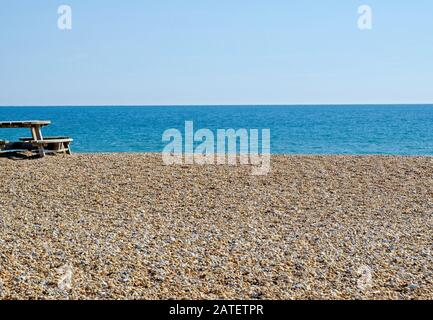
[[0, 121, 72, 157]]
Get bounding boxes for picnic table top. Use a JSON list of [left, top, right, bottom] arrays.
[[0, 120, 51, 128]]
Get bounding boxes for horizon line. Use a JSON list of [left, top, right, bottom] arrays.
[[1, 103, 433, 108]]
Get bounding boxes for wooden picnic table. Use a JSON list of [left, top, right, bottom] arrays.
[[0, 120, 72, 157], [0, 120, 51, 128]]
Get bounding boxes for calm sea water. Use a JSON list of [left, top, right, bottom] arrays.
[[0, 105, 432, 155]]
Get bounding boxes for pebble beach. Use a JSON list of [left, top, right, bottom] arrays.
[[0, 153, 432, 300]]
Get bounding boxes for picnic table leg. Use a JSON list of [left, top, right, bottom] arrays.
[[31, 125, 45, 157], [66, 142, 72, 155]]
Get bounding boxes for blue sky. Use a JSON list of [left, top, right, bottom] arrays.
[[1, 0, 432, 105]]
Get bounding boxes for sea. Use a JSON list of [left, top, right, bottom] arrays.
[[0, 105, 432, 155]]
